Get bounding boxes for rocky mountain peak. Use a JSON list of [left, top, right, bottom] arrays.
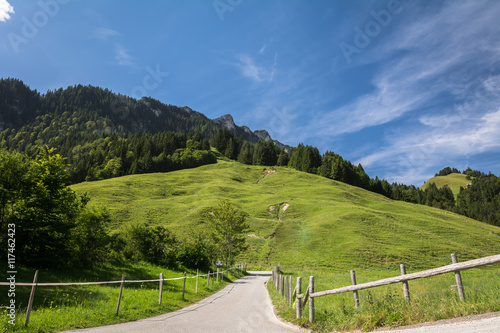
[[213, 114, 236, 131], [253, 130, 272, 142]]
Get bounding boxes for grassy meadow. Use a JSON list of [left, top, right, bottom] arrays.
[[3, 160, 498, 332], [420, 173, 471, 198], [72, 160, 500, 270], [1, 261, 245, 332]]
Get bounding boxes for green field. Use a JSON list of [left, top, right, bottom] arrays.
[[72, 161, 500, 271], [1, 261, 245, 332], [8, 160, 498, 332], [420, 173, 471, 198]]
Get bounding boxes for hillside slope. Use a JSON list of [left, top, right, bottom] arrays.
[[72, 161, 500, 271], [421, 173, 471, 197]]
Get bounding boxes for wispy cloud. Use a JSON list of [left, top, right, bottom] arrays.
[[359, 106, 500, 184], [94, 27, 120, 41], [235, 53, 277, 83], [93, 27, 135, 67], [0, 0, 14, 22], [114, 43, 134, 67], [301, 1, 500, 183], [358, 73, 500, 182], [258, 38, 273, 55]]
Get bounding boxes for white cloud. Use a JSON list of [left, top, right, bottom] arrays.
[[94, 27, 120, 41], [0, 0, 14, 22], [235, 53, 276, 83], [297, 1, 500, 183], [312, 0, 500, 138], [358, 107, 500, 183], [258, 38, 273, 55], [114, 44, 134, 67], [236, 54, 263, 81]]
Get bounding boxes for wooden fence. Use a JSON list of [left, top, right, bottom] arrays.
[[1, 263, 247, 326], [272, 253, 500, 323]]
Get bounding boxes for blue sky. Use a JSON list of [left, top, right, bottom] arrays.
[[1, 0, 500, 186]]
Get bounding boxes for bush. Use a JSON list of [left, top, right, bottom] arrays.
[[123, 224, 178, 267]]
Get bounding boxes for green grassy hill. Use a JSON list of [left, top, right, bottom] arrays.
[[421, 173, 471, 198], [72, 161, 500, 272]]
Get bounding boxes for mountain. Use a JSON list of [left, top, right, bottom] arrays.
[[0, 78, 283, 146], [212, 114, 286, 149], [0, 78, 290, 182]]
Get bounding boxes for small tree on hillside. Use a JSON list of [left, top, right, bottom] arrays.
[[207, 200, 249, 265]]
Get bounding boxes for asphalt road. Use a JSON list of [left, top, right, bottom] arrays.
[[374, 312, 500, 333], [63, 271, 305, 333]]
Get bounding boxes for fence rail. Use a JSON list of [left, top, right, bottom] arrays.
[[271, 253, 500, 323], [1, 262, 247, 326]]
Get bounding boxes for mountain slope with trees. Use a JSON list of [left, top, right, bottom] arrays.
[[1, 78, 498, 226]]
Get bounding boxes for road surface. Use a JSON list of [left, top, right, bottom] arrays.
[[374, 312, 500, 333], [63, 271, 305, 333], [62, 272, 499, 333]]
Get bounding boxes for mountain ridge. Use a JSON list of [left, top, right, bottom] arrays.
[[0, 78, 285, 148]]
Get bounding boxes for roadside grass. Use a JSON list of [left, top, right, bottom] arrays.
[[268, 264, 500, 332], [420, 173, 471, 198], [0, 261, 246, 332]]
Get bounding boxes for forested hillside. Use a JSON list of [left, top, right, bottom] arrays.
[[1, 78, 498, 226]]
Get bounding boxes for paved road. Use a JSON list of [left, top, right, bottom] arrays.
[[374, 312, 500, 333], [63, 271, 305, 333]]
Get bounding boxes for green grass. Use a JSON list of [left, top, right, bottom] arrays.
[[269, 264, 500, 332], [1, 261, 246, 332], [9, 160, 497, 331], [72, 161, 499, 271], [420, 173, 471, 198]]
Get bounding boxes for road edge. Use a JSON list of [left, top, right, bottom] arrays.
[[372, 311, 500, 332], [264, 278, 311, 332]]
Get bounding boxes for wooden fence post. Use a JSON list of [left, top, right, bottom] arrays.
[[284, 275, 288, 303], [309, 276, 315, 323], [350, 270, 360, 308], [281, 275, 285, 296], [115, 274, 125, 316], [217, 268, 219, 282], [207, 271, 210, 288], [159, 273, 164, 305], [296, 277, 302, 319], [196, 269, 199, 293], [24, 270, 38, 326], [182, 272, 187, 300], [400, 264, 410, 302], [288, 276, 292, 307], [451, 253, 465, 301]]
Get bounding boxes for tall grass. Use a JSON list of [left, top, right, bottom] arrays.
[[0, 262, 246, 332], [269, 263, 500, 332]]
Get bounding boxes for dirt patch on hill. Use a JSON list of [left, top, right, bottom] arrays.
[[256, 168, 276, 184]]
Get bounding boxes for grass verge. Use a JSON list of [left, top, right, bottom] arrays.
[[1, 261, 246, 332], [268, 263, 500, 332]]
